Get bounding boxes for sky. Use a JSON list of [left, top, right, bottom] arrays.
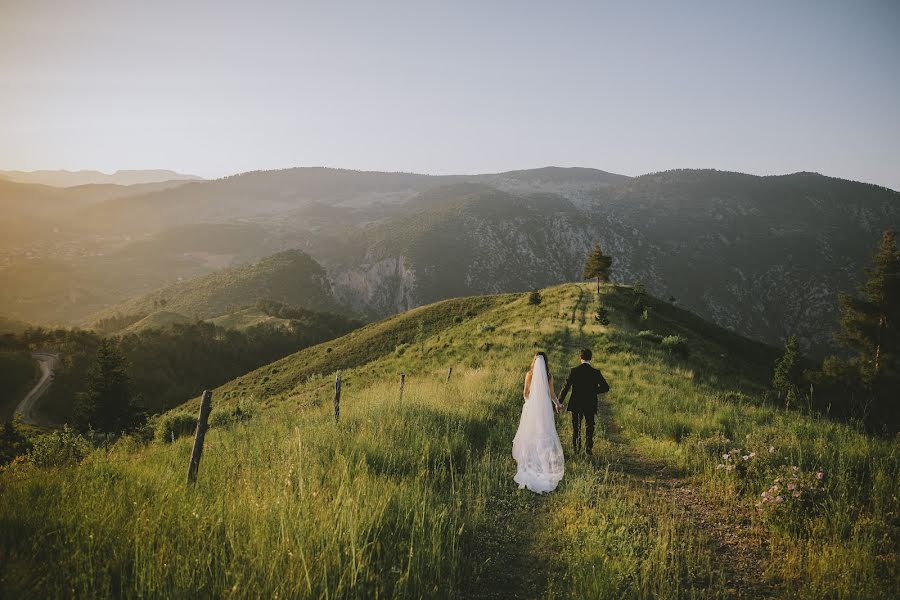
[[1, 0, 899, 189]]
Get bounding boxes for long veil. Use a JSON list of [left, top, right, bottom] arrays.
[[512, 355, 564, 493]]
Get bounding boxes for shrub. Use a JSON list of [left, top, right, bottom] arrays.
[[527, 290, 542, 305], [594, 306, 610, 326], [210, 405, 252, 429], [155, 413, 197, 443], [640, 307, 650, 322], [26, 426, 92, 467], [394, 343, 410, 356], [661, 335, 689, 356], [637, 330, 663, 343], [0, 420, 33, 465], [479, 323, 496, 333]]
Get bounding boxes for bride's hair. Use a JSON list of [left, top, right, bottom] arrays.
[[534, 351, 550, 378]]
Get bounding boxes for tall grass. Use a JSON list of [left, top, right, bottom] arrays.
[[1, 284, 896, 598]]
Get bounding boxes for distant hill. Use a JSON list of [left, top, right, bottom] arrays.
[[83, 249, 346, 327], [3, 166, 897, 354], [0, 316, 31, 335], [119, 311, 194, 334], [0, 169, 202, 187], [330, 183, 596, 314], [321, 170, 898, 355]]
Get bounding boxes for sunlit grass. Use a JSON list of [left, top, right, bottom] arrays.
[[1, 283, 897, 598]]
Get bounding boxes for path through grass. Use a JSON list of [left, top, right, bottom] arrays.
[[1, 283, 896, 598]]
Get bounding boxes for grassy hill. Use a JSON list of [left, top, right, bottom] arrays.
[[83, 249, 345, 327], [119, 311, 194, 334], [0, 284, 896, 598]]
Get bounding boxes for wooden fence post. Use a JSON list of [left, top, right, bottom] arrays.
[[446, 367, 452, 383], [399, 373, 406, 402], [186, 390, 212, 485], [334, 373, 342, 422]]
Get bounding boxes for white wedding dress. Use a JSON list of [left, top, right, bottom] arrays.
[[512, 356, 565, 493]]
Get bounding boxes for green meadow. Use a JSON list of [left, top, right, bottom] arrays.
[[1, 284, 896, 598]]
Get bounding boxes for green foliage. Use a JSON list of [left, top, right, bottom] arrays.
[[209, 404, 252, 429], [773, 335, 803, 406], [0, 420, 32, 465], [86, 249, 345, 326], [92, 313, 148, 335], [25, 425, 91, 467], [583, 242, 613, 292], [527, 290, 542, 305], [1, 283, 896, 598], [815, 231, 900, 430], [74, 339, 137, 433], [154, 412, 196, 443], [637, 330, 664, 343], [661, 335, 689, 356], [0, 351, 36, 418], [594, 306, 610, 326], [0, 308, 360, 423], [835, 231, 900, 382]]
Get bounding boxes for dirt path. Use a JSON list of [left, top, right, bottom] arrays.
[[598, 405, 779, 599], [562, 291, 777, 598], [14, 352, 58, 426]]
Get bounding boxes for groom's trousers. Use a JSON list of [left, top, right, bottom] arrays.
[[571, 411, 595, 453]]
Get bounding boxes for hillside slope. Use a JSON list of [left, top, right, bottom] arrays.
[[82, 249, 345, 326], [4, 166, 895, 354], [1, 283, 896, 598]]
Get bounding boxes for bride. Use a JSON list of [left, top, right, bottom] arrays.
[[512, 352, 565, 493]]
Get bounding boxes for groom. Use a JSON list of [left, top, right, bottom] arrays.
[[558, 348, 610, 455]]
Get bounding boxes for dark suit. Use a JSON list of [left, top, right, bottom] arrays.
[[558, 362, 610, 453]]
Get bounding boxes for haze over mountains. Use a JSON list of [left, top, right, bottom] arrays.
[[0, 169, 202, 187], [1, 165, 897, 356]]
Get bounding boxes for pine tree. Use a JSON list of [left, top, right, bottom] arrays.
[[773, 335, 803, 406], [583, 243, 613, 293], [836, 231, 900, 386], [75, 339, 134, 433]]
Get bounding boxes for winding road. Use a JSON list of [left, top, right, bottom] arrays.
[[14, 352, 58, 426]]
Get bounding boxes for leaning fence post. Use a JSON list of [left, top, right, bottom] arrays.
[[446, 367, 452, 383], [334, 372, 342, 422], [399, 373, 406, 402], [187, 390, 212, 485]]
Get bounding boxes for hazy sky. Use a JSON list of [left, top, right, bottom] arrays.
[[2, 0, 899, 189]]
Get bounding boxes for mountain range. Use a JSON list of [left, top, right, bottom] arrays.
[[0, 169, 202, 187], [1, 166, 897, 355]]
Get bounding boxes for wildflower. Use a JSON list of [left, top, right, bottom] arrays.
[[742, 454, 751, 461], [816, 471, 824, 480], [787, 483, 796, 491], [768, 446, 775, 453], [726, 464, 735, 471], [791, 465, 799, 472], [775, 496, 784, 503], [723, 454, 730, 461], [717, 464, 725, 469], [792, 491, 800, 498], [748, 452, 756, 458], [761, 491, 769, 498]]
